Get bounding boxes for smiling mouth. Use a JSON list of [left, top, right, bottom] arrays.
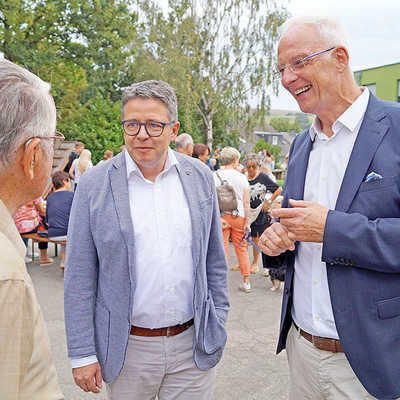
[[294, 85, 312, 96]]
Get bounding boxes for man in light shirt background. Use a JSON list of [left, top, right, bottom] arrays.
[[175, 132, 194, 156], [260, 16, 400, 400], [64, 80, 229, 399], [0, 59, 64, 399]]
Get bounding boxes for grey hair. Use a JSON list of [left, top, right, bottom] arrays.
[[121, 80, 178, 122], [244, 153, 262, 167], [0, 59, 56, 171], [220, 147, 241, 166], [279, 16, 349, 50], [175, 133, 193, 150]]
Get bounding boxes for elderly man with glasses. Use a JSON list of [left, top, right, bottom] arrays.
[[64, 80, 229, 399], [0, 60, 64, 399], [259, 16, 400, 400]]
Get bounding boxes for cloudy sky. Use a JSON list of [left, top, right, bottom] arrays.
[[270, 0, 400, 110]]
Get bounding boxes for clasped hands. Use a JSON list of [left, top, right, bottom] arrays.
[[259, 199, 329, 256]]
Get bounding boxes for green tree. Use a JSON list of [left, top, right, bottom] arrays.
[[269, 117, 302, 133], [252, 139, 281, 160], [136, 0, 287, 149]]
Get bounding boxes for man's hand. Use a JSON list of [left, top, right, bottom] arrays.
[[259, 222, 296, 256], [221, 218, 230, 230], [73, 362, 103, 393], [272, 199, 329, 243]]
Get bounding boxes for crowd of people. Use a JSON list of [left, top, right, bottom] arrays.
[[1, 13, 400, 400]]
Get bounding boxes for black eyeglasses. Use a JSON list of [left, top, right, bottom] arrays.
[[121, 119, 175, 137], [24, 130, 65, 150]]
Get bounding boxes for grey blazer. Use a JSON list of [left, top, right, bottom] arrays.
[[64, 151, 230, 383]]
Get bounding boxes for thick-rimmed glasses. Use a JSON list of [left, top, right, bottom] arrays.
[[121, 119, 175, 137], [274, 47, 336, 79], [24, 130, 65, 150]]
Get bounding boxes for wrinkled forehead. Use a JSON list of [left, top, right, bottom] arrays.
[[277, 24, 325, 63]]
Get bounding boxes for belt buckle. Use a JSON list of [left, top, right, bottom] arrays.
[[166, 326, 171, 337]]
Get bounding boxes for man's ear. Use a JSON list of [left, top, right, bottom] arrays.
[[22, 138, 41, 180], [334, 46, 349, 72], [170, 121, 180, 142]]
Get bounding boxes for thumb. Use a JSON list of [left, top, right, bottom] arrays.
[[95, 366, 103, 389], [289, 199, 309, 208]]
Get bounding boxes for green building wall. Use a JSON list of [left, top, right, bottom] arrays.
[[354, 63, 400, 102]]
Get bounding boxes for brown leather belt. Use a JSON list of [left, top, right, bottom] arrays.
[[130, 319, 194, 337], [293, 322, 344, 353]]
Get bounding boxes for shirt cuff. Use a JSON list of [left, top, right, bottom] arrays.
[[70, 355, 98, 369]]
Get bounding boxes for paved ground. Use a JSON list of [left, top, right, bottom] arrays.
[[29, 243, 289, 399]]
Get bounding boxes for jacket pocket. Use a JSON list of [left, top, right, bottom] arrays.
[[359, 175, 398, 193], [94, 301, 110, 366], [377, 296, 400, 319], [203, 291, 227, 354]]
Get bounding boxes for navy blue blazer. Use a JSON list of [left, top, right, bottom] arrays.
[[277, 93, 400, 399]]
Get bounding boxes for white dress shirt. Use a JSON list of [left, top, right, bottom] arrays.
[[71, 148, 194, 368], [126, 148, 194, 328], [292, 88, 370, 339]]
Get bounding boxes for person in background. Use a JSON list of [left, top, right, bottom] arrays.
[[260, 162, 277, 183], [69, 148, 92, 190], [13, 197, 53, 265], [244, 153, 281, 275], [64, 79, 229, 398], [46, 171, 74, 271], [97, 150, 114, 165], [192, 143, 210, 164], [64, 141, 84, 174], [175, 132, 194, 156], [0, 59, 64, 399], [214, 147, 252, 293], [260, 15, 400, 400]]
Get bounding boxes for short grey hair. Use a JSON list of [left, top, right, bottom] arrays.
[[175, 133, 193, 150], [220, 147, 241, 166], [279, 16, 349, 50], [121, 80, 178, 122], [0, 59, 56, 171], [244, 153, 262, 167]]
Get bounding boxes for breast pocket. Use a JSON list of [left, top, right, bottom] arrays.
[[351, 174, 400, 219]]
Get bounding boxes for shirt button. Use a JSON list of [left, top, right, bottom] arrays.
[[313, 280, 318, 285]]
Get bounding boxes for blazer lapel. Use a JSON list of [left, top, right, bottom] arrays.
[[109, 153, 135, 249], [289, 132, 314, 202], [175, 158, 201, 268], [335, 95, 390, 212]]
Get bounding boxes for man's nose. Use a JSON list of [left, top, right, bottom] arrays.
[[281, 67, 298, 87], [136, 124, 148, 139]]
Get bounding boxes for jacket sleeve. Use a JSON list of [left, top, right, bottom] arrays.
[[205, 172, 230, 324], [64, 182, 99, 358], [322, 210, 400, 273]]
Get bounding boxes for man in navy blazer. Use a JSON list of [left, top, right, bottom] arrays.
[[64, 80, 229, 399], [260, 16, 400, 400]]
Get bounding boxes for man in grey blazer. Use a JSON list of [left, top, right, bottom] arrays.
[[64, 80, 229, 399], [260, 16, 400, 400]]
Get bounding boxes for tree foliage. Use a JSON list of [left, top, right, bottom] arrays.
[[136, 0, 287, 148], [252, 139, 281, 160], [269, 117, 302, 133]]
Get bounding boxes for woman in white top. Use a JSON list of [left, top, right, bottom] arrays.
[[213, 147, 252, 293], [69, 148, 93, 190]]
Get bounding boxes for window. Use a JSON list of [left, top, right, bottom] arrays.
[[272, 136, 278, 145], [397, 80, 400, 103]]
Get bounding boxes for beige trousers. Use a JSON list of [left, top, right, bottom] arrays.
[[107, 326, 215, 400], [286, 323, 376, 400]]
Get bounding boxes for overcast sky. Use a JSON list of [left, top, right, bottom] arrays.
[[270, 0, 400, 110]]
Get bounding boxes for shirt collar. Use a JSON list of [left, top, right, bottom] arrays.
[[309, 88, 370, 141], [124, 147, 179, 180], [0, 200, 27, 258]]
